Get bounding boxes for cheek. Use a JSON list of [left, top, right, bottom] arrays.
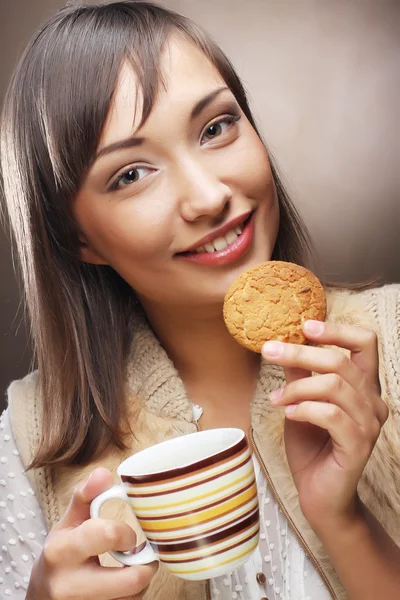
[[75, 193, 174, 264], [229, 133, 274, 199]]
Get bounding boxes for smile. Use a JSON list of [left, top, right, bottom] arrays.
[[176, 212, 255, 267], [194, 222, 244, 254]]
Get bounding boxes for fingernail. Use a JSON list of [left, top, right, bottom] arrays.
[[270, 387, 284, 403], [285, 405, 297, 414], [263, 341, 284, 357], [304, 320, 324, 335]]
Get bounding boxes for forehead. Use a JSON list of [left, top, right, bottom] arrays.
[[100, 34, 226, 147]]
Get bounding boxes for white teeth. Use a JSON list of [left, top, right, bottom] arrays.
[[225, 229, 239, 245], [193, 222, 244, 253], [213, 236, 229, 251]]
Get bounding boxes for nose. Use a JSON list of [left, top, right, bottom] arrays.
[[177, 159, 232, 222]]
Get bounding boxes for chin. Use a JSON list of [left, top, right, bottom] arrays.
[[193, 250, 273, 307]]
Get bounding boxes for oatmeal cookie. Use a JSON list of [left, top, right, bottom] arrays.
[[223, 261, 326, 352]]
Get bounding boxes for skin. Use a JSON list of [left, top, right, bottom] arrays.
[[28, 469, 158, 600], [75, 34, 280, 432], [28, 33, 399, 600], [75, 37, 278, 309]]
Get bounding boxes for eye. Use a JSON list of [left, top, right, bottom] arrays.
[[109, 166, 152, 191], [201, 115, 241, 145]]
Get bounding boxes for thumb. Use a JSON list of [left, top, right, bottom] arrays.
[[54, 467, 114, 530]]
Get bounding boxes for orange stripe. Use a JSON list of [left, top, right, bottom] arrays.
[[133, 472, 254, 513], [157, 521, 259, 559], [160, 526, 259, 563], [140, 486, 257, 532], [145, 505, 259, 542]]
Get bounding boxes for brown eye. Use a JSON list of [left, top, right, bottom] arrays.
[[110, 166, 152, 191], [201, 115, 240, 145], [205, 123, 222, 138], [120, 169, 139, 185]]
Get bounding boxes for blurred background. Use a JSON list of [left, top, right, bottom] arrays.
[[1, 0, 399, 410]]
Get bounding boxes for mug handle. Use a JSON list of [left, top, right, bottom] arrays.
[[90, 485, 158, 566]]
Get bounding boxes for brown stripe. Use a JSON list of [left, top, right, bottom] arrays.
[[127, 454, 251, 498], [161, 527, 259, 564], [137, 479, 256, 521], [151, 508, 259, 554], [140, 493, 258, 533], [121, 436, 248, 485], [146, 505, 259, 543]]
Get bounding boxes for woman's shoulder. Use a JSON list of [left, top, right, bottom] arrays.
[[7, 370, 40, 431], [8, 369, 39, 397], [326, 283, 400, 330], [6, 370, 40, 472]]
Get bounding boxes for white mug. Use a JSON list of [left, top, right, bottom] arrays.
[[90, 428, 259, 580]]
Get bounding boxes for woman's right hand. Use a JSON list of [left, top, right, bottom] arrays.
[[26, 468, 158, 600]]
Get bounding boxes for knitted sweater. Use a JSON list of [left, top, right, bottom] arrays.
[[7, 285, 400, 600]]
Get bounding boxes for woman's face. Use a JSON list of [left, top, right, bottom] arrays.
[[74, 35, 279, 311]]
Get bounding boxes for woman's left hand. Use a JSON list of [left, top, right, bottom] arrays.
[[262, 320, 389, 533]]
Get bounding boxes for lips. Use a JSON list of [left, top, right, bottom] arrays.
[[176, 212, 255, 267], [178, 211, 253, 255]]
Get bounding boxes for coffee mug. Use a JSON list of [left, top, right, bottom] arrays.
[[90, 428, 259, 580]]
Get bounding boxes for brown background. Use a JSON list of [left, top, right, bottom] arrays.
[[1, 0, 399, 410]]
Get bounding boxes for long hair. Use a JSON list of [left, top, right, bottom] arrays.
[[0, 1, 314, 469]]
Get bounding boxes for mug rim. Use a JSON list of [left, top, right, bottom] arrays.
[[117, 427, 246, 482]]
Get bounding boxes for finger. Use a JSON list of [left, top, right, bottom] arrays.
[[284, 365, 311, 386], [54, 468, 114, 530], [47, 518, 138, 565], [284, 402, 372, 468], [303, 320, 379, 386], [54, 561, 158, 600], [262, 340, 361, 390], [270, 373, 374, 427]]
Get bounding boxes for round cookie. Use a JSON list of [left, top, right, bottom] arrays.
[[223, 261, 326, 352]]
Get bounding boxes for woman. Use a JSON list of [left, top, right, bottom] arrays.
[[0, 2, 399, 599]]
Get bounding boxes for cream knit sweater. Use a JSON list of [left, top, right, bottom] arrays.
[[5, 284, 400, 600]]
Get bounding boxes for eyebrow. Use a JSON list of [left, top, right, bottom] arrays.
[[94, 85, 231, 161]]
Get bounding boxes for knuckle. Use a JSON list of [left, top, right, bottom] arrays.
[[326, 373, 344, 393], [364, 328, 378, 347], [42, 535, 64, 568], [61, 485, 85, 522], [370, 417, 382, 440], [382, 404, 389, 424], [71, 484, 85, 505], [328, 404, 342, 422], [334, 352, 349, 373], [104, 521, 120, 546], [102, 520, 136, 551], [291, 344, 303, 361]]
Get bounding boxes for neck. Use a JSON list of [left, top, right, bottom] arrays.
[[140, 299, 260, 412]]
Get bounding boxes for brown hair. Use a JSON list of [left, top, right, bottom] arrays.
[[0, 1, 314, 469]]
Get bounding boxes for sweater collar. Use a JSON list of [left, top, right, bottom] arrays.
[[125, 308, 285, 424]]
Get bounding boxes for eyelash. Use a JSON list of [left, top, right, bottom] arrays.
[[108, 113, 241, 192], [200, 113, 241, 144]]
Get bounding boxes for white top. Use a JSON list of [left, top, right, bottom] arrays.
[[0, 408, 332, 599]]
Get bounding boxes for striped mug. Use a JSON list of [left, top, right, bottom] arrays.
[[90, 428, 259, 580]]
